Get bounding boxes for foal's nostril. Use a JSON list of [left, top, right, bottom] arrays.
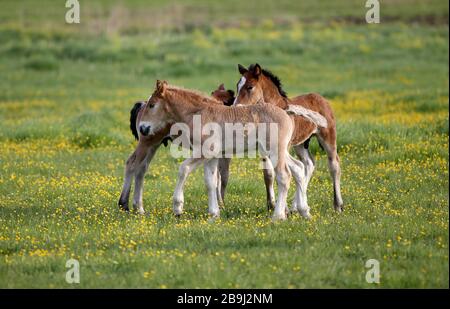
[[139, 125, 150, 136]]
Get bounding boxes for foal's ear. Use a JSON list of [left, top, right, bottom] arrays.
[[253, 63, 262, 77], [218, 83, 225, 91], [238, 64, 248, 75], [156, 80, 167, 95], [156, 79, 163, 90]]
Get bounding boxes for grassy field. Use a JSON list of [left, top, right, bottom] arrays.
[[0, 0, 448, 288]]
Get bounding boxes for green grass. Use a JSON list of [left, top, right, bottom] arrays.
[[0, 0, 448, 288]]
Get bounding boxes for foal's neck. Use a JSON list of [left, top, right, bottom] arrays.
[[262, 77, 289, 109], [167, 90, 217, 123]]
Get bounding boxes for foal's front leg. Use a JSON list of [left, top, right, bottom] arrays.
[[173, 158, 204, 216], [119, 143, 159, 212], [204, 159, 220, 218], [272, 157, 291, 221], [132, 144, 159, 214]]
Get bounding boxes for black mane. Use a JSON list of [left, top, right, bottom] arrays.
[[262, 68, 288, 98], [249, 64, 287, 98]]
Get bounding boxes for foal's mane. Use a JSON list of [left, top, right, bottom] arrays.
[[248, 64, 288, 98], [166, 86, 222, 107]]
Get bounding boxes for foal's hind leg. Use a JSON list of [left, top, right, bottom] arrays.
[[261, 157, 276, 211], [290, 142, 315, 213], [293, 140, 315, 189], [204, 159, 220, 218], [317, 134, 343, 212], [272, 159, 291, 222], [217, 158, 231, 205], [287, 154, 311, 219], [269, 150, 291, 221]]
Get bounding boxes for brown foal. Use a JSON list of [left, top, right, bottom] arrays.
[[234, 63, 343, 212]]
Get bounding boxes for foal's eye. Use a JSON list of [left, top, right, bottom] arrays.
[[247, 86, 254, 91], [148, 102, 155, 108]]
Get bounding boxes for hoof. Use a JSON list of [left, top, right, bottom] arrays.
[[118, 193, 130, 210], [334, 204, 344, 213], [285, 206, 296, 218], [208, 215, 220, 223], [299, 209, 312, 220], [173, 200, 184, 217], [135, 209, 146, 215], [118, 202, 129, 212], [267, 200, 275, 211], [132, 204, 145, 215], [272, 213, 287, 222], [288, 205, 298, 215], [209, 210, 220, 219]]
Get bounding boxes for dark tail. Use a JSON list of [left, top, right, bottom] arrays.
[[304, 137, 324, 151], [130, 101, 145, 140], [304, 137, 311, 149]]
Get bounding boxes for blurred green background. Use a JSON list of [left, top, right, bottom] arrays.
[[0, 0, 448, 288]]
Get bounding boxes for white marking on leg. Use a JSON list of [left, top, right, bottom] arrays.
[[287, 154, 311, 219], [295, 144, 315, 189], [173, 158, 204, 215]]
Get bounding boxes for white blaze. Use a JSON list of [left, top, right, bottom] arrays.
[[233, 77, 246, 105]]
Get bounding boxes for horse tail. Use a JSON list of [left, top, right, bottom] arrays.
[[130, 101, 145, 140], [285, 104, 328, 128], [303, 137, 311, 149]]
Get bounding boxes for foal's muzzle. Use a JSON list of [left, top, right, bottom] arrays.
[[139, 124, 151, 136]]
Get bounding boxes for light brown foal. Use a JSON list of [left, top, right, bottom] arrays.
[[234, 63, 343, 212], [118, 85, 236, 214]]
